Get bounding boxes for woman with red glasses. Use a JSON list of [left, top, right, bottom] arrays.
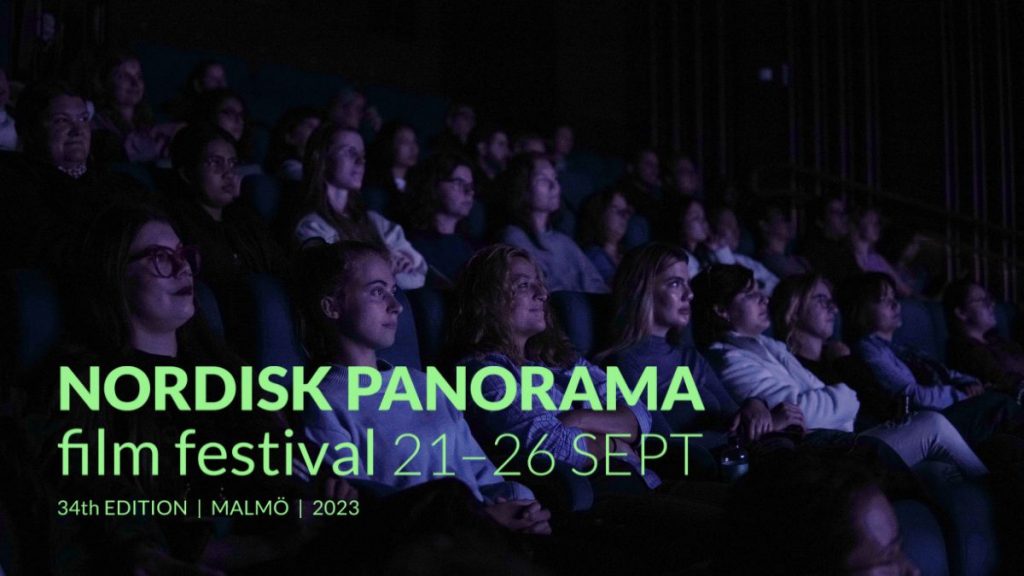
[[42, 202, 337, 574]]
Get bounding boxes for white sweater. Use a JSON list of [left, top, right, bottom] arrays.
[[705, 332, 859, 432], [294, 210, 427, 289]]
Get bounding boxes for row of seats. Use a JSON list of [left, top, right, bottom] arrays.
[[8, 268, 1019, 380]]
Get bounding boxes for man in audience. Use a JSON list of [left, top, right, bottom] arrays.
[[0, 81, 149, 268], [800, 192, 859, 285]]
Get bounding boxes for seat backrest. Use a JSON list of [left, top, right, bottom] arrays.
[[379, 289, 422, 370], [549, 291, 613, 358], [404, 287, 450, 368], [9, 269, 61, 373], [240, 173, 282, 226], [194, 281, 225, 340], [245, 273, 306, 369], [893, 298, 942, 360]]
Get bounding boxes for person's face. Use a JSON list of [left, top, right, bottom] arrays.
[[393, 127, 419, 170], [857, 210, 882, 245], [824, 199, 850, 238], [326, 130, 366, 192], [553, 126, 574, 157], [481, 132, 510, 168], [448, 106, 476, 140], [215, 97, 245, 143], [507, 257, 549, 343], [866, 283, 902, 336], [722, 281, 771, 337], [715, 209, 741, 251], [528, 159, 561, 214], [45, 95, 91, 168], [325, 254, 403, 353], [602, 193, 632, 243], [637, 151, 660, 188], [196, 139, 240, 209], [673, 157, 700, 194], [436, 165, 475, 219], [110, 59, 145, 108], [335, 93, 366, 130], [0, 69, 9, 108], [516, 137, 546, 155], [797, 281, 838, 340], [651, 259, 693, 337], [762, 209, 794, 241], [125, 221, 196, 337], [956, 284, 997, 334], [286, 116, 321, 158], [198, 64, 227, 92], [845, 487, 920, 576], [682, 202, 709, 246]]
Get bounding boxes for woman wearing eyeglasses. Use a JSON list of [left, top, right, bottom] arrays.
[[497, 153, 608, 293], [294, 122, 427, 289], [403, 152, 480, 287], [577, 189, 634, 286], [167, 122, 285, 294], [47, 202, 321, 573]]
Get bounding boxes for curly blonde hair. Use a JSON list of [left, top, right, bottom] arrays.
[[448, 244, 576, 368]]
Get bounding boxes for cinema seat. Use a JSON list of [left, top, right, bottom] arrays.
[[240, 173, 282, 226], [244, 273, 306, 369], [894, 298, 942, 361], [549, 291, 613, 358], [404, 287, 450, 368]]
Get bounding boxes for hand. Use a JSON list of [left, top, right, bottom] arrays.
[[390, 252, 414, 274], [962, 383, 985, 398], [731, 398, 771, 441], [484, 498, 552, 535], [770, 402, 805, 432], [321, 477, 359, 501]]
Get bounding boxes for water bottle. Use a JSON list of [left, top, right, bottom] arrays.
[[719, 435, 750, 483]]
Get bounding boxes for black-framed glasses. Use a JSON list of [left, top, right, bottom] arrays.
[[202, 155, 239, 173], [129, 245, 201, 278]]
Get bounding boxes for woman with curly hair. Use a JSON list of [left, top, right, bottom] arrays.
[[449, 244, 657, 493]]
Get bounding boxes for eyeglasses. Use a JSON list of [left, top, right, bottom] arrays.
[[811, 294, 837, 311], [47, 113, 91, 130], [128, 245, 201, 278], [965, 295, 994, 307], [532, 175, 559, 191], [201, 155, 239, 173], [441, 177, 474, 194]]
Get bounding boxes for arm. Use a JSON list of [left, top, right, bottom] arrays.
[[710, 344, 858, 431], [367, 211, 427, 289], [856, 339, 966, 410], [294, 212, 339, 245]]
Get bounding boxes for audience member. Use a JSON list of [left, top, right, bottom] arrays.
[[577, 188, 634, 286], [497, 154, 608, 293], [164, 59, 229, 120], [404, 152, 479, 287], [431, 102, 475, 155], [450, 244, 658, 493], [757, 203, 812, 278], [691, 264, 987, 474], [90, 52, 174, 164], [328, 87, 382, 135], [621, 148, 662, 222], [266, 106, 322, 182], [0, 81, 149, 267], [0, 67, 17, 151], [800, 192, 859, 284], [512, 132, 546, 156], [362, 121, 420, 217], [550, 124, 574, 173], [298, 242, 552, 534], [294, 122, 427, 289], [849, 207, 914, 297], [189, 88, 261, 176], [709, 205, 779, 295], [665, 154, 702, 200], [472, 124, 510, 184], [943, 278, 1024, 399]]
